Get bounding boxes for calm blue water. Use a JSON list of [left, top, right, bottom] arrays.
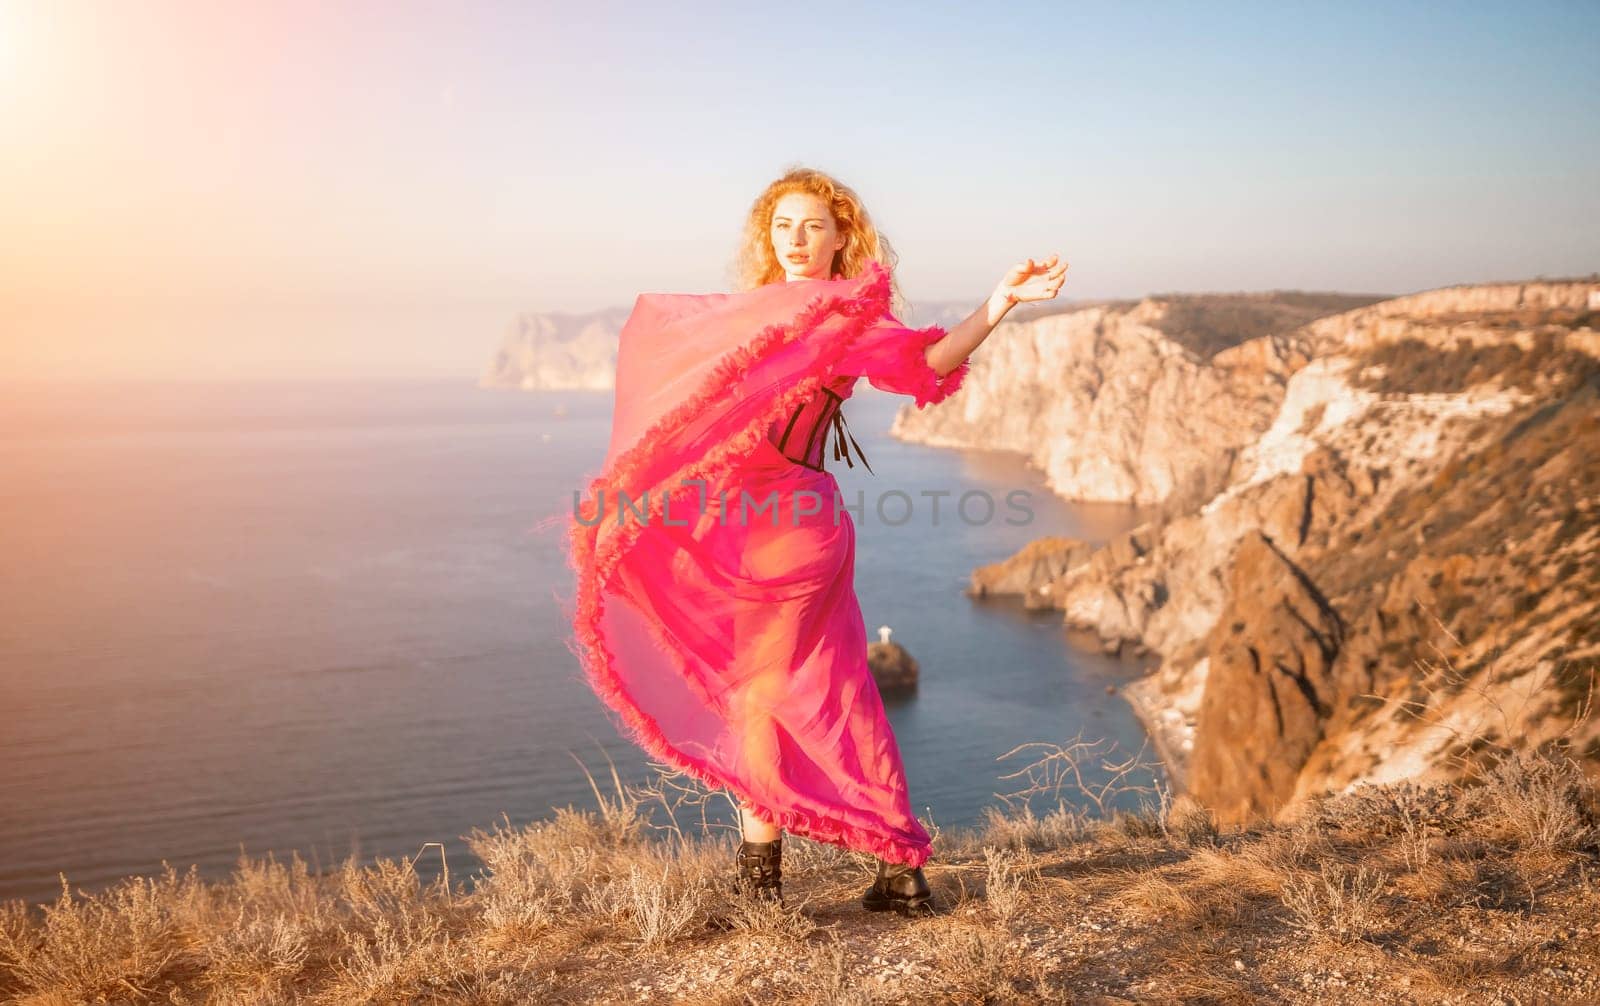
[[0, 379, 1156, 907]]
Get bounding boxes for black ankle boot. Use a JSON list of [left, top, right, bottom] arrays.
[[733, 836, 784, 906], [862, 857, 935, 917]]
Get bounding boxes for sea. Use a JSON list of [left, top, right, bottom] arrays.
[[0, 378, 1159, 907]]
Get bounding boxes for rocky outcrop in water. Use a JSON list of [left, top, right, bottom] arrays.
[[868, 640, 920, 694], [967, 536, 1093, 603]]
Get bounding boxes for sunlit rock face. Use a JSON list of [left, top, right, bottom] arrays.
[[950, 279, 1600, 821]]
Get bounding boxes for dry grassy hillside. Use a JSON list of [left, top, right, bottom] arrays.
[[1144, 291, 1389, 359], [2, 735, 1597, 1004]]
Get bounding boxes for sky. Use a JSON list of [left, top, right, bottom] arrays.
[[1, 0, 1596, 381]]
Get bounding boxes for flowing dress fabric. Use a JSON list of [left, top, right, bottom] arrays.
[[565, 261, 968, 866]]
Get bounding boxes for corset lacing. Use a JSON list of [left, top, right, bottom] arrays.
[[772, 386, 873, 475]]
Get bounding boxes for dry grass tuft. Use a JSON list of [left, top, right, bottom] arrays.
[[980, 845, 1045, 925], [1465, 748, 1597, 851], [0, 864, 200, 1003], [914, 922, 1032, 1003], [1280, 861, 1390, 942], [1162, 793, 1221, 848]]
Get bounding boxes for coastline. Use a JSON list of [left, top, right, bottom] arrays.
[[1057, 622, 1189, 797], [1116, 664, 1193, 798]]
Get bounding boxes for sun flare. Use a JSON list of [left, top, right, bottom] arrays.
[[0, 0, 38, 88]]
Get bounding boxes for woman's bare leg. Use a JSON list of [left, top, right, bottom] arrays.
[[731, 663, 787, 844], [731, 552, 793, 847], [739, 802, 784, 844], [730, 498, 810, 848], [739, 802, 781, 843]]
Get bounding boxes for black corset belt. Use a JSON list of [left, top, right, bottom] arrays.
[[772, 386, 873, 475]]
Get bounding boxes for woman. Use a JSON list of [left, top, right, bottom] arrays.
[[566, 166, 1067, 917]]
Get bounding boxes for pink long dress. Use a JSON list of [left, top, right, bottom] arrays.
[[565, 260, 969, 866]]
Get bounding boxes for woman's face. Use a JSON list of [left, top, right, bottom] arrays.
[[770, 192, 844, 282]]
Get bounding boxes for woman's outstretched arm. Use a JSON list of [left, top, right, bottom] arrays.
[[925, 254, 1069, 377]]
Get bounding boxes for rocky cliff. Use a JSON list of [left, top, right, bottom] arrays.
[[479, 306, 631, 390], [891, 292, 1384, 504], [958, 280, 1600, 824]]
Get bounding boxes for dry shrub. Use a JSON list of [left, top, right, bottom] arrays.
[[195, 908, 311, 1000], [1462, 748, 1596, 851], [1113, 807, 1166, 841], [992, 734, 1164, 827], [1162, 794, 1220, 848], [915, 922, 1030, 1003], [702, 886, 816, 942], [318, 857, 455, 1004], [463, 809, 611, 949], [0, 864, 202, 1003], [981, 845, 1044, 925], [319, 918, 450, 1005], [581, 859, 705, 947], [1395, 796, 1437, 871], [978, 801, 1085, 853], [1280, 861, 1389, 942], [1242, 815, 1335, 873], [1085, 808, 1166, 854], [227, 850, 329, 920], [1309, 779, 1461, 841]]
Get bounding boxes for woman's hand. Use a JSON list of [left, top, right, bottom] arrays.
[[938, 253, 1072, 373], [994, 253, 1069, 308]]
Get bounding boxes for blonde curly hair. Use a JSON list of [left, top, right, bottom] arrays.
[[729, 165, 911, 318]]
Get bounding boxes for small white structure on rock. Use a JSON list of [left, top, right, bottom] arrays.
[[876, 625, 893, 645]]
